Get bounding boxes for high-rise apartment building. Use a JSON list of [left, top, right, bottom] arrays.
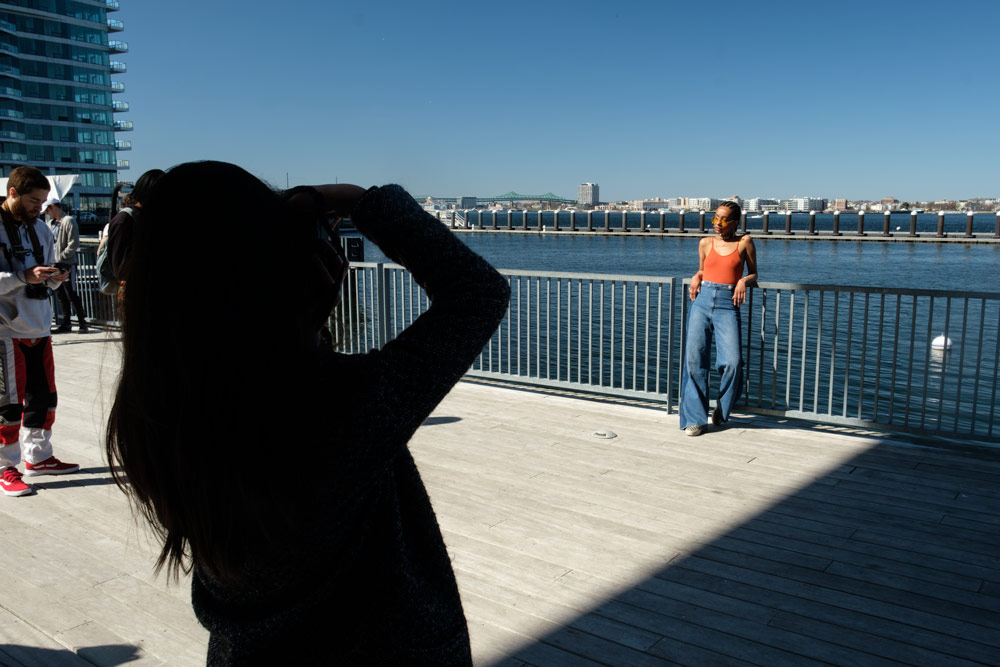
[[0, 0, 129, 218], [578, 183, 599, 208]]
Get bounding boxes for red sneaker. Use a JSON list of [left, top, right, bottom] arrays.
[[1, 467, 33, 496], [24, 456, 80, 477]]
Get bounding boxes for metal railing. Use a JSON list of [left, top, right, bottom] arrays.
[[729, 281, 1000, 440], [66, 249, 1000, 441]]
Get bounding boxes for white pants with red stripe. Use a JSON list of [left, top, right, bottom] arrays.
[[0, 337, 57, 469]]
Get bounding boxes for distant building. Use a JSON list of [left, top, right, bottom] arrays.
[[457, 196, 477, 209], [632, 198, 670, 211], [665, 197, 684, 209], [0, 0, 130, 215], [687, 197, 719, 211], [785, 197, 828, 212], [834, 199, 848, 210], [578, 183, 599, 208]]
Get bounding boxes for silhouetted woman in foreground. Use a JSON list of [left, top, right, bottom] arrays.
[[105, 161, 510, 665]]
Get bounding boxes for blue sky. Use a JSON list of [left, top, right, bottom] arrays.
[[118, 0, 997, 202]]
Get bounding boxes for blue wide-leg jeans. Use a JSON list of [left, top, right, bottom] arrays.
[[680, 281, 743, 429]]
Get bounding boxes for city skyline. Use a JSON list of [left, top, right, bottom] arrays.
[[116, 0, 998, 202]]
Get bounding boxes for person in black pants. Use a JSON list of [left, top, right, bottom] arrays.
[[43, 200, 88, 333]]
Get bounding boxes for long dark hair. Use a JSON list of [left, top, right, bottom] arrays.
[[105, 161, 331, 583]]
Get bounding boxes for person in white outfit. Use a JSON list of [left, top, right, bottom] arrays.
[[0, 166, 79, 497]]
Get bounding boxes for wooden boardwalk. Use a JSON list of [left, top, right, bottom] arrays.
[[1, 334, 997, 666]]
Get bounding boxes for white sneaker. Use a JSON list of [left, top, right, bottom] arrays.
[[684, 425, 704, 437]]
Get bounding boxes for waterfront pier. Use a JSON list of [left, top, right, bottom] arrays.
[[433, 210, 1000, 244], [1, 336, 997, 665]]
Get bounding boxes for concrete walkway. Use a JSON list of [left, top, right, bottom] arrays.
[[1, 333, 997, 665]]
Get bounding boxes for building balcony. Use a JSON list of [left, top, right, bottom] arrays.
[[114, 140, 130, 150], [0, 64, 20, 78], [0, 19, 16, 34], [0, 43, 19, 55], [0, 130, 25, 140], [109, 40, 128, 53], [106, 0, 120, 11], [111, 100, 128, 112], [0, 86, 21, 99], [116, 159, 129, 169], [107, 19, 124, 32], [113, 120, 132, 131], [110, 61, 127, 73], [0, 108, 24, 119], [0, 152, 27, 161], [111, 81, 124, 93]]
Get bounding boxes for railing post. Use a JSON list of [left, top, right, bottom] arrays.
[[522, 210, 529, 230], [995, 211, 1000, 238], [492, 210, 498, 229], [506, 210, 512, 230], [570, 211, 576, 231], [641, 211, 648, 232], [883, 210, 892, 237], [909, 211, 917, 237], [936, 211, 946, 237], [966, 211, 974, 238], [678, 209, 686, 233], [604, 211, 610, 232], [375, 263, 390, 349], [659, 211, 665, 232], [808, 210, 817, 235], [699, 210, 706, 233], [784, 211, 792, 234], [553, 210, 559, 232], [740, 211, 747, 233], [587, 211, 593, 231], [622, 210, 628, 233], [450, 211, 456, 229], [857, 211, 866, 236], [833, 210, 841, 235], [762, 211, 770, 235]]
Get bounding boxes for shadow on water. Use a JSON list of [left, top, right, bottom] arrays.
[[0, 643, 141, 665], [485, 435, 1000, 665]]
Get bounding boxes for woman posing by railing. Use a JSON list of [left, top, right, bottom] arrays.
[[680, 200, 758, 436]]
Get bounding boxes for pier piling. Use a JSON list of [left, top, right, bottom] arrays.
[[937, 211, 946, 237], [857, 211, 866, 236], [762, 212, 770, 235], [678, 210, 686, 234], [808, 211, 817, 235], [659, 212, 665, 233], [699, 210, 706, 233], [966, 212, 974, 238], [883, 211, 892, 237], [740, 212, 747, 233], [909, 211, 918, 237], [833, 210, 841, 235]]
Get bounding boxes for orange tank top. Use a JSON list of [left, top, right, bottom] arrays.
[[703, 241, 745, 285]]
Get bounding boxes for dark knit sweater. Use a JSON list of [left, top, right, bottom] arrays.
[[191, 185, 510, 665]]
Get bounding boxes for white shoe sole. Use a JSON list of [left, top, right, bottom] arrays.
[[23, 466, 80, 477], [1, 486, 34, 496]]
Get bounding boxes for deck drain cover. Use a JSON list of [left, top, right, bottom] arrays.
[[592, 429, 618, 439]]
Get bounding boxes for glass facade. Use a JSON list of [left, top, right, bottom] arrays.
[[0, 0, 128, 218]]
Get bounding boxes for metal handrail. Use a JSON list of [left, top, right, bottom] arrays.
[[70, 248, 1000, 441]]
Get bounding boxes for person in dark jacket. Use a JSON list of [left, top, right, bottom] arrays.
[[105, 161, 510, 665]]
